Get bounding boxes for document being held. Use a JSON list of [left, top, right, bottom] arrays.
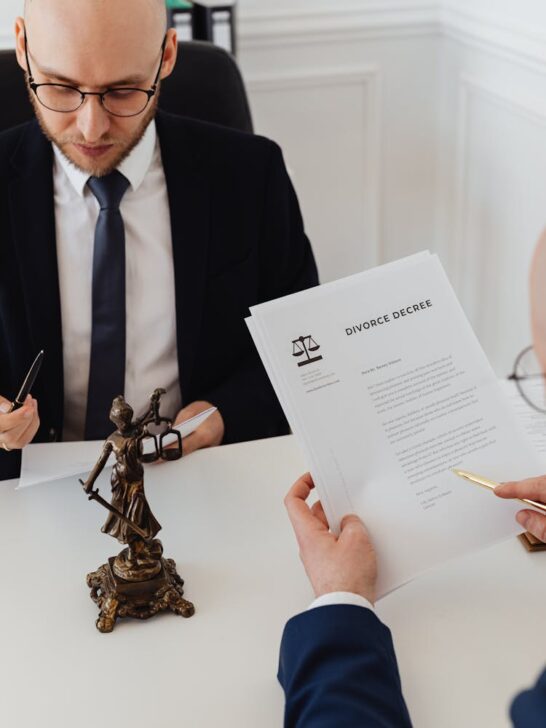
[[248, 252, 543, 597]]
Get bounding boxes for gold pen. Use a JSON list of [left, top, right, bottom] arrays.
[[451, 468, 546, 514]]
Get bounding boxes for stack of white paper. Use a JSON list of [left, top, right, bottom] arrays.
[[248, 252, 545, 597]]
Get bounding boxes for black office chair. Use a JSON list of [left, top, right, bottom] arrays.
[[0, 40, 253, 134]]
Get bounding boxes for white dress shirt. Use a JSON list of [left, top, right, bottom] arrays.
[[53, 121, 181, 440], [309, 592, 375, 612]]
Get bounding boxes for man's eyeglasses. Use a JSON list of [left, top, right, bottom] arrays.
[[509, 345, 546, 414], [23, 31, 167, 118]]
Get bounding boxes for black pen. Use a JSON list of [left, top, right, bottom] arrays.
[[9, 350, 45, 412]]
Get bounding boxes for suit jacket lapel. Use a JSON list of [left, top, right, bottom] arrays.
[[8, 121, 64, 428], [156, 111, 210, 402], [6, 113, 211, 426]]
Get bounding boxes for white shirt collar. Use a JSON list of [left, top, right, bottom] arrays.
[[53, 120, 157, 197]]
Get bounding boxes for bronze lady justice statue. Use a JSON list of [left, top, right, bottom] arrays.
[[81, 390, 194, 633]]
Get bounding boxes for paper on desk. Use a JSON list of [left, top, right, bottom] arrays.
[[247, 252, 545, 598], [18, 407, 217, 489]]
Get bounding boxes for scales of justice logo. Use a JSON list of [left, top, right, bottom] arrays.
[[292, 335, 323, 367]]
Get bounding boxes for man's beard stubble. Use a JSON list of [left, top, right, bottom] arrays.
[[29, 90, 159, 177]]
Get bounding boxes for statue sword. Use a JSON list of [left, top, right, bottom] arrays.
[[79, 480, 148, 539]]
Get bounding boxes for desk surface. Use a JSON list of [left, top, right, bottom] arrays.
[[1, 435, 545, 728]]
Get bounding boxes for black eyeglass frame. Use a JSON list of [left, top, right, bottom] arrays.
[[508, 344, 546, 414], [23, 29, 167, 118]]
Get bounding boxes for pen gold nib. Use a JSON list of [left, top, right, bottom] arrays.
[[451, 468, 498, 491], [451, 468, 471, 480], [451, 467, 546, 513]]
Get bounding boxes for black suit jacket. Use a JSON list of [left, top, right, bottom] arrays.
[[0, 111, 318, 479]]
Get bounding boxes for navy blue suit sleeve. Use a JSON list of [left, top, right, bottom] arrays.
[[511, 668, 546, 727], [278, 605, 412, 728], [201, 143, 318, 444]]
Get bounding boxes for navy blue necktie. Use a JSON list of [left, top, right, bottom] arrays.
[[84, 171, 130, 440]]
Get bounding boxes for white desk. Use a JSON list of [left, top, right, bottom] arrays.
[[1, 435, 545, 727]]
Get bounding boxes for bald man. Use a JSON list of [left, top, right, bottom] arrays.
[[0, 0, 318, 478]]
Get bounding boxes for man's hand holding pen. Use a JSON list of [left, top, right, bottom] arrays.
[[495, 477, 546, 543], [0, 350, 44, 452], [0, 395, 40, 451]]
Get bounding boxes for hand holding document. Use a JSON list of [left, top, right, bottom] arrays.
[[18, 407, 217, 489], [248, 252, 545, 597]]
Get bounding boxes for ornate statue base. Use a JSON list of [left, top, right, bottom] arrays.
[[86, 539, 195, 633]]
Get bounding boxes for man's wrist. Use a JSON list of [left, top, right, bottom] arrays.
[[308, 591, 375, 612]]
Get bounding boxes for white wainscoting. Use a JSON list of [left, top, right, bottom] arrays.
[[238, 2, 546, 374], [442, 2, 546, 72], [238, 3, 440, 48], [247, 67, 381, 282], [239, 6, 441, 286], [449, 76, 546, 374]]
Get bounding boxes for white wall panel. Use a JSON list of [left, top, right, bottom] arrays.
[[241, 30, 441, 284], [248, 68, 381, 281], [445, 0, 546, 28], [433, 26, 546, 373], [449, 78, 546, 374]]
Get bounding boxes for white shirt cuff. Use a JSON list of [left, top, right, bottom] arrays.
[[308, 591, 375, 613]]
